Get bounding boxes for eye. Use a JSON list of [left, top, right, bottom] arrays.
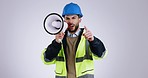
[[65, 17, 70, 20], [72, 16, 76, 19]]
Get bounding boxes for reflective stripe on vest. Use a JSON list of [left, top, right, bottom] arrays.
[[56, 74, 94, 78], [56, 55, 93, 62]]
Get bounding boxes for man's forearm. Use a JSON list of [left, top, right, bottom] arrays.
[[44, 39, 61, 61], [89, 36, 106, 57]]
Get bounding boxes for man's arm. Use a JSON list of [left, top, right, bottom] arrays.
[[89, 36, 106, 58], [44, 39, 61, 62], [82, 26, 106, 57]]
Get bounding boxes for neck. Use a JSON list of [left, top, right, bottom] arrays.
[[69, 28, 80, 34]]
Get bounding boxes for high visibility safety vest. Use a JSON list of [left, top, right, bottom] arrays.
[[41, 36, 106, 78]]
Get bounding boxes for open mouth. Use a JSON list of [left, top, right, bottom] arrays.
[[68, 23, 74, 27]]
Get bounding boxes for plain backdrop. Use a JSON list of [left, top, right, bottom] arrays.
[[0, 0, 148, 78]]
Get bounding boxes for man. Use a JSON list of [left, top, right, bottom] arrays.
[[41, 2, 107, 78]]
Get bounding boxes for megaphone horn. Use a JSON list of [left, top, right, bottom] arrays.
[[43, 13, 65, 35]]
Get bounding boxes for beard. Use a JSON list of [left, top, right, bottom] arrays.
[[67, 23, 79, 33]]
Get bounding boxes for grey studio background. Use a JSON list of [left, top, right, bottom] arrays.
[[0, 0, 148, 78]]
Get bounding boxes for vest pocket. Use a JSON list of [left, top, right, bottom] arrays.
[[55, 63, 63, 75], [80, 60, 94, 74]]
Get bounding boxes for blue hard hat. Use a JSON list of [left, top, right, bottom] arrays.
[[62, 2, 83, 17]]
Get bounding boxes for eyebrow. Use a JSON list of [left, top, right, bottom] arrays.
[[65, 15, 78, 19]]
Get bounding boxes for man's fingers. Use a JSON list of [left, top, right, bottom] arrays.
[[83, 26, 94, 41], [56, 32, 65, 39], [84, 26, 88, 31], [55, 32, 65, 43]]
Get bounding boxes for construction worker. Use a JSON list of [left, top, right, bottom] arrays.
[[41, 2, 107, 78]]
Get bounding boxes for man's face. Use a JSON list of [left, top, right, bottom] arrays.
[[64, 15, 81, 33]]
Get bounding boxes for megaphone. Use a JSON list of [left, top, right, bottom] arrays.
[[43, 13, 67, 35]]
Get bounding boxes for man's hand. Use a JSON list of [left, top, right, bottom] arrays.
[[83, 26, 94, 42], [55, 32, 65, 43]]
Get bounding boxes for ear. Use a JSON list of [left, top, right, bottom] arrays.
[[79, 18, 82, 23]]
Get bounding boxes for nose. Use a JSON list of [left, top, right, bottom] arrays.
[[68, 19, 73, 24]]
